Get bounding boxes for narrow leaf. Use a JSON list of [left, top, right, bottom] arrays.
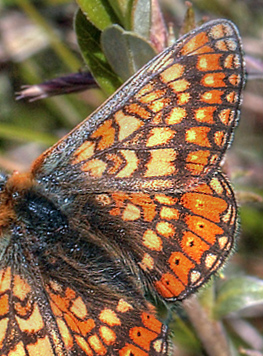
[[75, 9, 122, 95], [131, 0, 151, 39], [108, 0, 134, 28], [76, 0, 118, 31]]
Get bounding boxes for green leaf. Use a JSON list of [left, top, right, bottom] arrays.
[[170, 312, 202, 354], [131, 0, 152, 39], [108, 0, 134, 28], [240, 205, 263, 244], [214, 276, 263, 318], [75, 9, 122, 95], [76, 0, 118, 31], [101, 24, 156, 81]]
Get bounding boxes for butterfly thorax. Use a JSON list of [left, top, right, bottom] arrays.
[[0, 171, 67, 236]]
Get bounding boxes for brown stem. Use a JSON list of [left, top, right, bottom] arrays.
[[182, 295, 230, 356]]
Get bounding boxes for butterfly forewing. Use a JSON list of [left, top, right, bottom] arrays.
[[33, 20, 245, 194]]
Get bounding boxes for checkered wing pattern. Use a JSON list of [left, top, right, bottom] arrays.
[[33, 20, 245, 194], [92, 171, 237, 300], [0, 266, 167, 355]]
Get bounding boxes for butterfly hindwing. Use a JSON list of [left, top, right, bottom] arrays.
[[91, 171, 237, 301]]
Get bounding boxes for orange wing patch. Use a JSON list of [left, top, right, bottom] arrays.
[[95, 172, 237, 301], [0, 268, 168, 356], [0, 268, 57, 356], [58, 20, 245, 195]]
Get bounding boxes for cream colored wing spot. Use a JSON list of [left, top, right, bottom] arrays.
[[27, 336, 55, 356], [139, 253, 155, 271], [116, 299, 133, 313], [177, 92, 191, 105], [116, 150, 139, 178], [99, 326, 116, 345], [16, 304, 45, 333], [99, 309, 121, 326], [114, 111, 143, 141], [156, 221, 175, 238], [122, 203, 141, 221], [209, 23, 226, 39], [81, 159, 107, 177], [88, 334, 106, 355], [166, 107, 187, 125], [160, 64, 184, 82], [168, 79, 190, 93], [146, 127, 175, 147], [144, 149, 177, 177], [70, 296, 88, 319], [143, 230, 163, 251]]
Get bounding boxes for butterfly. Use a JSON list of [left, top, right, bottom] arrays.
[[0, 19, 245, 355]]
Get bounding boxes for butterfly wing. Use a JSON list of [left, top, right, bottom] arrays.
[[32, 19, 245, 194], [0, 246, 168, 355], [88, 171, 237, 300]]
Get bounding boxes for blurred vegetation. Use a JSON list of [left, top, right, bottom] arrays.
[[0, 0, 263, 355]]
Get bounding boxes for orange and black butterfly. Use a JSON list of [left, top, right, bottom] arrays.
[[0, 19, 245, 355]]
